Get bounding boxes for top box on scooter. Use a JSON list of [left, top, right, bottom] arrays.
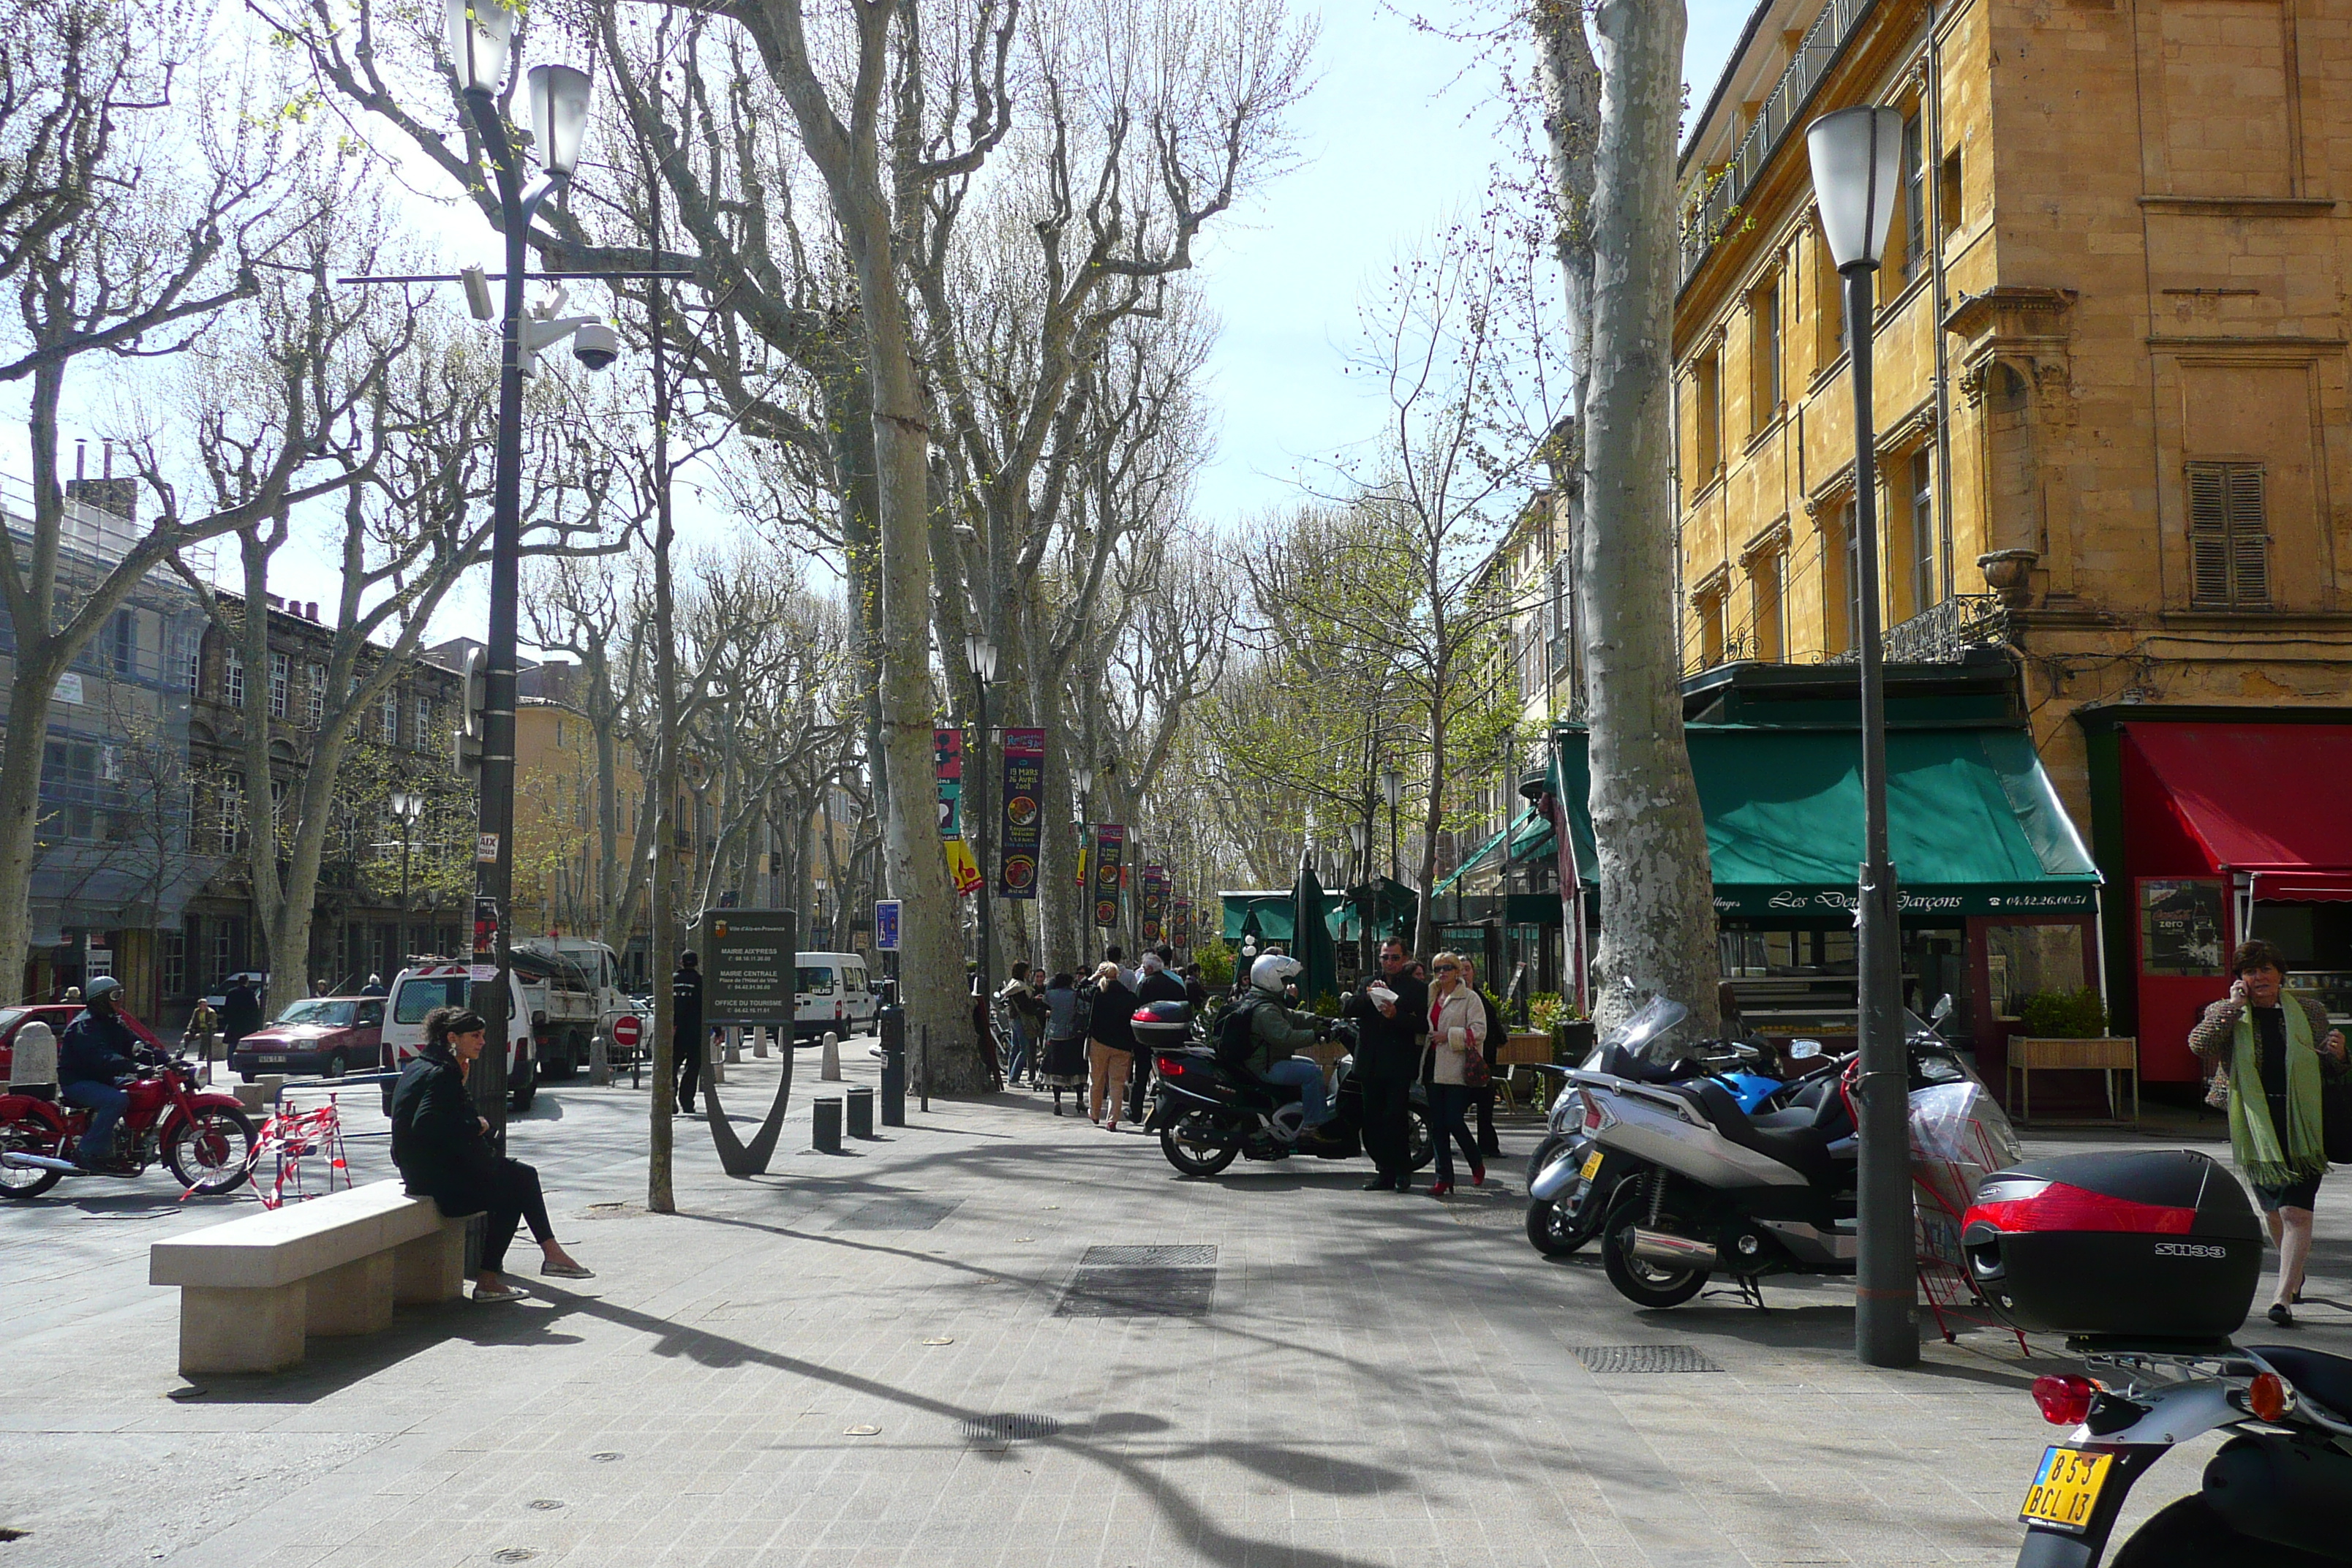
[[1959, 1148, 2261, 1343], [1132, 1001, 1194, 1052]]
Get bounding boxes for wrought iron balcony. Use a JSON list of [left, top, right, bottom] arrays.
[[1825, 595, 2010, 666]]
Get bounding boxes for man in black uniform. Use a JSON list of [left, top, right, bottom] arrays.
[[1342, 938, 1428, 1192], [671, 951, 706, 1115]]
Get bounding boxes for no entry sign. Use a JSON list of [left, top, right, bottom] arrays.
[[610, 1014, 642, 1051]]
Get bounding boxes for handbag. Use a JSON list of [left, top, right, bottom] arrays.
[[2204, 1062, 2231, 1112], [1460, 1030, 1492, 1090]]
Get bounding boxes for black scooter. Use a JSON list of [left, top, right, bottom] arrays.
[[1145, 1020, 1433, 1178]]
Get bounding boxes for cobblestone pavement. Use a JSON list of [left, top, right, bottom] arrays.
[[3, 1043, 2345, 1567]]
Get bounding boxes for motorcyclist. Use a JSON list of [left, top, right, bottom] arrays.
[[1229, 954, 1338, 1142], [59, 976, 145, 1172]]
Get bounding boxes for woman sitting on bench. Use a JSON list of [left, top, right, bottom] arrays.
[[391, 1006, 592, 1302]]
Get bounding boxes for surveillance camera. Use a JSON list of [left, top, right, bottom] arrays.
[[573, 321, 620, 372]]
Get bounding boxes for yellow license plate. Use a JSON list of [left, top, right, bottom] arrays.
[[1580, 1147, 1605, 1180], [2019, 1447, 2112, 1531]]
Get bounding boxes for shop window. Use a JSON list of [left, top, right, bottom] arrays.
[[1907, 449, 1937, 619], [2185, 461, 2269, 608], [1692, 351, 1723, 480], [1749, 279, 1782, 429]]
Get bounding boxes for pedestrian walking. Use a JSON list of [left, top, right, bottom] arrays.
[[1342, 938, 1428, 1192], [1460, 956, 1507, 1158], [1128, 951, 1188, 1120], [1039, 971, 1088, 1112], [1423, 952, 1487, 1196], [671, 951, 706, 1115], [220, 974, 262, 1055], [1084, 961, 1139, 1131], [2189, 938, 2348, 1326], [1103, 943, 1138, 992], [998, 969, 1047, 1087], [1181, 963, 1211, 1016], [391, 1005, 592, 1301]]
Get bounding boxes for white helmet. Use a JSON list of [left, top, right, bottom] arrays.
[[1249, 953, 1301, 997]]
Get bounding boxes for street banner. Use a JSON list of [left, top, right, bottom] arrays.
[[1172, 898, 1193, 950], [946, 836, 984, 897], [1093, 823, 1126, 927], [692, 908, 798, 1025], [1139, 863, 1168, 943], [998, 728, 1045, 899], [874, 900, 902, 951], [934, 727, 963, 839]]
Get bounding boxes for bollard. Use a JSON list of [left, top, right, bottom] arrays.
[[846, 1085, 874, 1138], [878, 1006, 906, 1126], [707, 1033, 724, 1086], [821, 1030, 842, 1081], [813, 1096, 843, 1153], [724, 1025, 742, 1066], [589, 1032, 611, 1087], [919, 1024, 930, 1113], [753, 1025, 769, 1059]]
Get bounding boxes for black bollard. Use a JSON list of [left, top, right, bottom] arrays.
[[846, 1085, 875, 1139], [919, 1023, 930, 1114], [878, 1004, 906, 1126], [813, 1096, 843, 1153]]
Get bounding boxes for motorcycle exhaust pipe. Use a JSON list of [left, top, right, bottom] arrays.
[[1, 1150, 79, 1174], [1629, 1228, 1719, 1270]]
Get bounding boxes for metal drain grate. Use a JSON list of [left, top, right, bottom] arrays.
[[962, 1412, 1060, 1441], [829, 1197, 961, 1232], [1572, 1344, 1725, 1374], [1078, 1244, 1217, 1268], [1056, 1266, 1215, 1317]]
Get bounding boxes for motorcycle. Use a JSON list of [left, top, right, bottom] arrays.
[[0, 1049, 257, 1199], [1524, 998, 1829, 1258], [1577, 993, 2008, 1308], [2007, 1341, 2352, 1566], [1146, 1018, 1434, 1178]]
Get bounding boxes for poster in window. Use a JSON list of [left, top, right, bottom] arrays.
[[2140, 878, 2225, 976]]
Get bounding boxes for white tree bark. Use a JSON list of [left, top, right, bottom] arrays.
[[1556, 0, 1719, 1036]]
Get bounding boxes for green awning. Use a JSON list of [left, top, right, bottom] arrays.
[[1431, 808, 1556, 897], [1545, 724, 2100, 917], [1220, 891, 1352, 943]]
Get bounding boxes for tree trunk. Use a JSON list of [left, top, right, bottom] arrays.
[[1570, 0, 1719, 1038], [0, 659, 61, 995]]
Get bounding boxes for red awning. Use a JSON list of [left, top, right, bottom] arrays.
[[2125, 723, 2352, 889]]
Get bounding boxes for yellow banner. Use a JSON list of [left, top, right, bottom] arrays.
[[946, 836, 984, 897]]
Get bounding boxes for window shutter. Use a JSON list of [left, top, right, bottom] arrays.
[[2225, 464, 2268, 606]]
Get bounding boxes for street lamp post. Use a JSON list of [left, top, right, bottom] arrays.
[[391, 790, 425, 960], [445, 0, 595, 1140], [1348, 820, 1372, 975], [1807, 105, 1916, 1370], [1380, 766, 1403, 884], [965, 632, 999, 990], [1072, 761, 1093, 969]]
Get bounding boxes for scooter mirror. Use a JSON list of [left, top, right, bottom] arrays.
[[1790, 1039, 1823, 1059], [1931, 994, 1954, 1025]]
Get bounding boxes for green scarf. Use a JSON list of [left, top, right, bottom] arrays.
[[2228, 999, 2327, 1187]]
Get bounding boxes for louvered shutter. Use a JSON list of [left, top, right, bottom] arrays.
[[2186, 463, 2232, 607], [2225, 464, 2268, 606]]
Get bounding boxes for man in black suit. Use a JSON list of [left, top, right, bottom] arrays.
[[1341, 938, 1428, 1192]]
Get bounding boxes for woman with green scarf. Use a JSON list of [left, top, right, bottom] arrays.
[[2190, 939, 2348, 1327]]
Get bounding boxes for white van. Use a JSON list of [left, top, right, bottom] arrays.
[[382, 960, 541, 1110], [794, 952, 875, 1040]]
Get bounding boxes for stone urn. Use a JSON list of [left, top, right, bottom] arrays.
[[1977, 548, 2041, 608]]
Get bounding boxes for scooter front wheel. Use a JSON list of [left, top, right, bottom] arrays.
[[1526, 1188, 1602, 1258], [1599, 1184, 1709, 1308], [1160, 1113, 1239, 1177]]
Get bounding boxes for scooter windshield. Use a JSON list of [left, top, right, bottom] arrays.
[[1607, 995, 1692, 1064]]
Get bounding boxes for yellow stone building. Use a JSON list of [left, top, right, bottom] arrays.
[[1674, 0, 2352, 1076]]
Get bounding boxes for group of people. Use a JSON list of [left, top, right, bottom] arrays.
[[1337, 938, 1504, 1196], [994, 945, 1209, 1130]]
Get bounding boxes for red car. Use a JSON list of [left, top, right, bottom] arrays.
[[230, 996, 387, 1081], [0, 1003, 165, 1082]]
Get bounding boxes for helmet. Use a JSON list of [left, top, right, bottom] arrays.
[[1249, 953, 1301, 997], [86, 976, 124, 1004]]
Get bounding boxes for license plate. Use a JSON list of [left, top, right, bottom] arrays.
[[2019, 1446, 2111, 1532], [258, 1057, 287, 1066], [1580, 1147, 1605, 1180]]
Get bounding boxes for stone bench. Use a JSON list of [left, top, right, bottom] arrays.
[[150, 1179, 467, 1375]]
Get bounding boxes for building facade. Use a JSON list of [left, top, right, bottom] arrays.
[[1675, 0, 2352, 1081]]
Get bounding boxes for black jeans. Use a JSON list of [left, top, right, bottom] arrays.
[[1358, 1073, 1414, 1180], [431, 1158, 554, 1274], [1428, 1083, 1480, 1184], [674, 1024, 703, 1111]]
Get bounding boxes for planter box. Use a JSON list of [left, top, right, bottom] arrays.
[[1496, 1031, 1553, 1067], [2006, 1036, 2139, 1125]]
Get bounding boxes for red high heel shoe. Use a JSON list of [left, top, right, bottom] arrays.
[[1429, 1180, 1454, 1197], [1470, 1163, 1486, 1188]]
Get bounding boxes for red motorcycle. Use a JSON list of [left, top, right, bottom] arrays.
[[0, 1051, 257, 1199]]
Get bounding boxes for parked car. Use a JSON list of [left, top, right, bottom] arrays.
[[0, 1003, 166, 1082], [228, 996, 387, 1081]]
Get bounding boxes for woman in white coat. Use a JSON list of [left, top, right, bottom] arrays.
[[1422, 952, 1487, 1196]]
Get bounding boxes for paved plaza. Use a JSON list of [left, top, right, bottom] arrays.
[[3, 1043, 2346, 1568]]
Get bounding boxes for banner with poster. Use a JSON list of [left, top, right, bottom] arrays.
[[1093, 823, 1126, 927], [1172, 898, 1193, 951], [998, 728, 1045, 899], [946, 836, 984, 897], [1139, 864, 1168, 942], [933, 727, 962, 840]]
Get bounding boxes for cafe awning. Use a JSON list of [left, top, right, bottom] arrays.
[[1545, 724, 2101, 918], [1430, 808, 1554, 897], [2123, 723, 2352, 900]]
